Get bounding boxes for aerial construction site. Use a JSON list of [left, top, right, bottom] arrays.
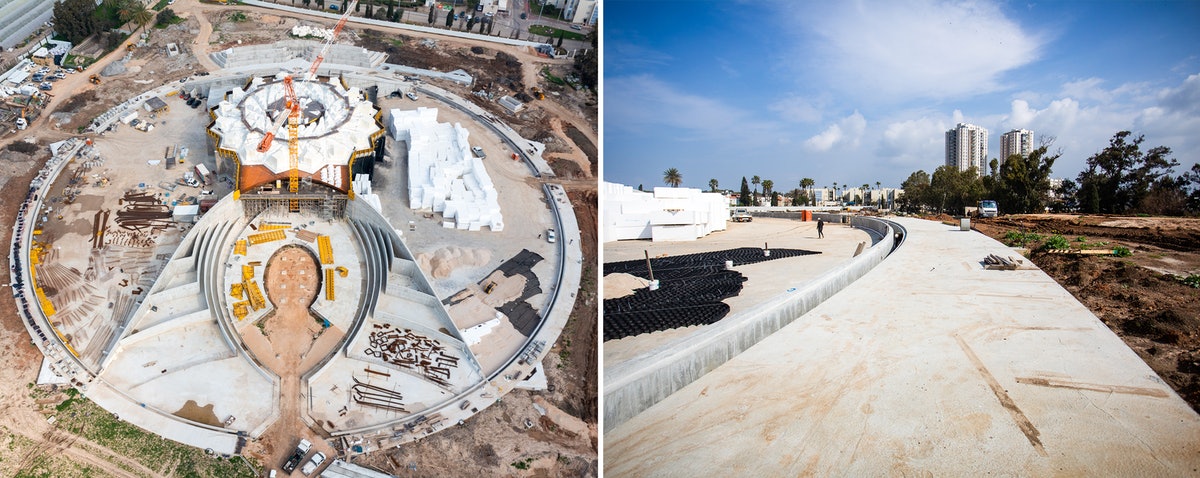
[[1, 1, 597, 477]]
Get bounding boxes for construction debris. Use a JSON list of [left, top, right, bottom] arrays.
[[983, 254, 1025, 270]]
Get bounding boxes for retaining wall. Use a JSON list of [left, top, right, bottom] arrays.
[[603, 217, 898, 431]]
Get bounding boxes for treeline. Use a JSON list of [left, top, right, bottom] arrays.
[[898, 131, 1200, 216]]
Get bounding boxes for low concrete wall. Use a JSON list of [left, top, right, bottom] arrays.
[[603, 217, 898, 431]]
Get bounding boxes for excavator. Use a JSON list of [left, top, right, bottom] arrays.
[[89, 75, 100, 85]]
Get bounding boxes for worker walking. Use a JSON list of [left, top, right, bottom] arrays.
[[817, 218, 824, 239]]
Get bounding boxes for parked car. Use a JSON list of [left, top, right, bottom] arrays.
[[570, 24, 583, 30], [546, 229, 556, 243], [301, 452, 325, 476], [471, 146, 486, 159], [406, 92, 418, 101]]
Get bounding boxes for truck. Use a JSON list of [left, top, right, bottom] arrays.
[[301, 452, 325, 476], [281, 439, 312, 474], [977, 200, 999, 218], [732, 208, 752, 222], [194, 164, 212, 186]]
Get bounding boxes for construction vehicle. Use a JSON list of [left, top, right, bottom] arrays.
[[282, 439, 312, 473], [89, 75, 100, 84], [529, 86, 545, 100], [300, 452, 326, 476], [732, 208, 752, 222], [15, 107, 28, 130]]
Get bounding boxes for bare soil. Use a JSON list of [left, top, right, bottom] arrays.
[[971, 214, 1200, 412]]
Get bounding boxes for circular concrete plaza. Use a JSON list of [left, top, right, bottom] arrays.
[[9, 55, 579, 463]]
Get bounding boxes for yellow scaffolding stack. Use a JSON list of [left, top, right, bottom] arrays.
[[317, 235, 333, 265], [242, 264, 255, 281], [244, 280, 266, 310], [325, 268, 335, 301], [231, 301, 250, 321], [247, 229, 286, 245], [258, 223, 290, 231], [234, 239, 247, 256], [230, 282, 245, 300]]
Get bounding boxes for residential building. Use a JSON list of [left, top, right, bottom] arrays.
[[945, 123, 989, 177], [1000, 129, 1035, 169]]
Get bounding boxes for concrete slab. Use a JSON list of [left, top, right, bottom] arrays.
[[604, 218, 1200, 476]]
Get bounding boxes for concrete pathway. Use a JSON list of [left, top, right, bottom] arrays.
[[604, 217, 1200, 476]]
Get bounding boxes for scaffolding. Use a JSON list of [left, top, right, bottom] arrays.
[[247, 229, 286, 246], [240, 194, 348, 220]]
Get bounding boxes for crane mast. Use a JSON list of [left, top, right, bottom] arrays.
[[251, 1, 357, 209]]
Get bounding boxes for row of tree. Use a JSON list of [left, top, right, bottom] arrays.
[[55, 0, 154, 45], [898, 131, 1200, 216], [664, 169, 888, 208]]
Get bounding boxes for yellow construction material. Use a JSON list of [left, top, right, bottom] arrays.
[[51, 326, 78, 357], [244, 280, 266, 311], [325, 268, 335, 301], [336, 266, 348, 277], [242, 264, 255, 281], [230, 282, 245, 300], [317, 235, 333, 265], [231, 301, 250, 321], [247, 229, 286, 245], [35, 286, 56, 316], [258, 223, 290, 231], [234, 239, 247, 256]]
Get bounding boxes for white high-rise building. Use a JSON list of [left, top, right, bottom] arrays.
[[1000, 129, 1035, 168], [945, 123, 988, 177]]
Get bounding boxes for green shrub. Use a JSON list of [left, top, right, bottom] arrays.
[[1182, 274, 1200, 289], [1041, 234, 1069, 251], [1112, 246, 1132, 257]]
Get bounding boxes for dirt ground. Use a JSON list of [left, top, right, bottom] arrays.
[[971, 214, 1200, 413]]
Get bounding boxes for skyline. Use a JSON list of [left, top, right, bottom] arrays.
[[603, 0, 1200, 193]]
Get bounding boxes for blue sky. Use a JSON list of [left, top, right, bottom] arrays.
[[603, 0, 1200, 192]]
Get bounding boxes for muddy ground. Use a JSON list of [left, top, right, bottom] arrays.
[[972, 214, 1200, 412]]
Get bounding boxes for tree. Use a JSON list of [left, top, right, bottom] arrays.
[[995, 145, 1059, 214], [708, 178, 719, 193], [800, 178, 814, 205], [573, 20, 597, 90], [445, 8, 454, 28], [898, 170, 931, 213], [771, 191, 780, 207], [739, 177, 752, 206], [751, 176, 761, 205], [929, 165, 985, 214], [54, 0, 99, 45], [761, 179, 774, 200], [427, 5, 435, 24], [387, 3, 393, 19], [1075, 131, 1179, 214], [663, 168, 682, 187]]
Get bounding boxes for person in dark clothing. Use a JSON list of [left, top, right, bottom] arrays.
[[817, 218, 824, 239]]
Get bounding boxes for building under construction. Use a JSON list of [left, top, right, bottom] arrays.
[[206, 73, 384, 218]]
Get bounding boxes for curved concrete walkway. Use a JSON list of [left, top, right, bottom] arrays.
[[604, 217, 1200, 476]]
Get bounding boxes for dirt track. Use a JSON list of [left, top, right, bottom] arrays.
[[972, 214, 1200, 413]]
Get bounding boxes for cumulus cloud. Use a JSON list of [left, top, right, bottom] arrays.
[[1159, 73, 1200, 115], [805, 111, 866, 152], [796, 0, 1043, 101], [877, 115, 948, 165]]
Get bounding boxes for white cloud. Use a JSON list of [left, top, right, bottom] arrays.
[[771, 95, 825, 123], [1158, 73, 1200, 115], [606, 74, 762, 137], [877, 115, 948, 166], [796, 0, 1043, 101], [805, 111, 866, 151]]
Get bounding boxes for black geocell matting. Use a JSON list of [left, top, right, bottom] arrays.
[[603, 247, 820, 341]]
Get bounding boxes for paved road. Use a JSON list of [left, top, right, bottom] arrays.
[[605, 217, 1200, 476]]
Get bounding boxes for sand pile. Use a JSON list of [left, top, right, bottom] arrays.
[[416, 246, 492, 279], [604, 273, 648, 299]]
